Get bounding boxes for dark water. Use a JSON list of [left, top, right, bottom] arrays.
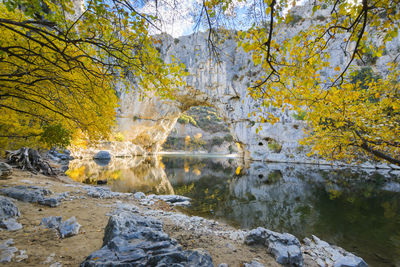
[[67, 155, 400, 266]]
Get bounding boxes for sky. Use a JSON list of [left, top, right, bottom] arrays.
[[136, 0, 307, 38]]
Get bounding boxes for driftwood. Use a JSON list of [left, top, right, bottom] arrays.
[[6, 147, 56, 176]]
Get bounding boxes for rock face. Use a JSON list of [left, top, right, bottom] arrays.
[[245, 227, 303, 267], [86, 1, 399, 164], [0, 163, 12, 179], [0, 186, 62, 207], [0, 196, 22, 231], [81, 211, 214, 267]]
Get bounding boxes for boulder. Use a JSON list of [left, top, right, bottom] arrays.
[[245, 227, 303, 267], [40, 216, 62, 229], [59, 217, 81, 238], [303, 235, 367, 267], [0, 196, 20, 219], [0, 196, 22, 231], [81, 212, 214, 267], [0, 163, 12, 179], [0, 186, 62, 207], [40, 216, 80, 238], [0, 218, 22, 231]]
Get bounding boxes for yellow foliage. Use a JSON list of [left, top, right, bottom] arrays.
[[0, 0, 186, 149]]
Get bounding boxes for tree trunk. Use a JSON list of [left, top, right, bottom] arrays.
[[360, 142, 400, 167], [6, 147, 56, 176]]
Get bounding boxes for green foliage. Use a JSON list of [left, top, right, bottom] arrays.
[[224, 134, 233, 142], [185, 106, 229, 133], [177, 114, 197, 126], [268, 140, 282, 153], [292, 110, 307, 121], [211, 136, 224, 146], [40, 124, 72, 149]]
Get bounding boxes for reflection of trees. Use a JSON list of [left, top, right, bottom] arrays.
[[311, 189, 400, 266], [66, 156, 174, 194]]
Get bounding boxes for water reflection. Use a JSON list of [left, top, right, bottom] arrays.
[[67, 155, 400, 266], [67, 156, 174, 194]]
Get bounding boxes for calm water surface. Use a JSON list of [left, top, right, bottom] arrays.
[[67, 155, 400, 266]]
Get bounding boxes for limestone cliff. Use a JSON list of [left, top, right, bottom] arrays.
[[87, 2, 400, 166]]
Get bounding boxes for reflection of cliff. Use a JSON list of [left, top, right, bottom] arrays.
[[224, 164, 320, 235], [162, 156, 238, 185], [66, 156, 174, 194]]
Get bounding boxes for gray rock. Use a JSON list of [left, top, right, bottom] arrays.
[[0, 239, 18, 263], [218, 263, 229, 267], [40, 216, 62, 229], [81, 212, 213, 267], [245, 227, 303, 267], [0, 162, 12, 179], [147, 194, 191, 206], [133, 191, 146, 199], [59, 216, 81, 238], [333, 256, 367, 267], [93, 151, 111, 159], [0, 196, 20, 219], [0, 185, 61, 207], [0, 196, 21, 231], [0, 218, 22, 231], [244, 260, 266, 267], [40, 216, 80, 238], [84, 186, 129, 199], [303, 235, 368, 267]]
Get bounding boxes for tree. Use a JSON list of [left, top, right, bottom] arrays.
[[201, 0, 400, 166], [0, 0, 186, 150]]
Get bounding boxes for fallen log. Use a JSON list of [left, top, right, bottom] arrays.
[[6, 147, 56, 176]]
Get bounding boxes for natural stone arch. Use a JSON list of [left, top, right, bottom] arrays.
[[116, 32, 306, 162]]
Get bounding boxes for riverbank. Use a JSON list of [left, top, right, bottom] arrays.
[[0, 169, 283, 266]]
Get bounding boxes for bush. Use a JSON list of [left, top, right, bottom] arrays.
[[211, 136, 224, 146], [224, 134, 233, 142], [268, 140, 282, 153], [177, 114, 197, 126]]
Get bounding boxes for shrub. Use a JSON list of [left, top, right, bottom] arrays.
[[224, 134, 233, 142], [177, 114, 197, 126], [268, 140, 282, 153]]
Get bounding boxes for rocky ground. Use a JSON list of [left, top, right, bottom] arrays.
[[0, 168, 281, 267]]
